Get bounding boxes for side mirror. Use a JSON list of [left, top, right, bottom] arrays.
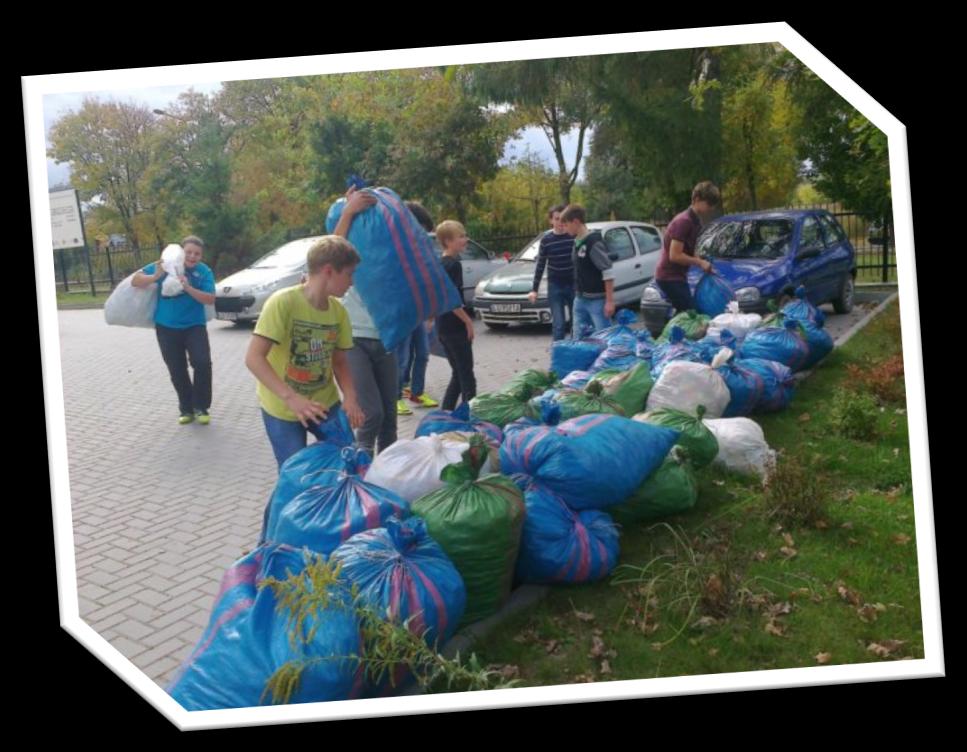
[[607, 252, 619, 261]]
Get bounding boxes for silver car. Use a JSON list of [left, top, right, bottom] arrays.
[[214, 234, 506, 324], [472, 221, 664, 329]]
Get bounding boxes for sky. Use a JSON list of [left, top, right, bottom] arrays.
[[43, 81, 586, 188]]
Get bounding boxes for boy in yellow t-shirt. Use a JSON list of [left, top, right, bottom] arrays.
[[245, 235, 366, 469]]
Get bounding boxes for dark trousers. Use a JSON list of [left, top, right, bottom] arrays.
[[656, 279, 695, 315], [439, 330, 476, 411], [155, 324, 212, 414]]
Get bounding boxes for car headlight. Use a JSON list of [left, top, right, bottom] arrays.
[[475, 280, 488, 297], [538, 280, 548, 298], [735, 287, 761, 303], [641, 286, 666, 304]]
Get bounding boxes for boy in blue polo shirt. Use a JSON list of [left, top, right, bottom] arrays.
[[132, 236, 216, 425]]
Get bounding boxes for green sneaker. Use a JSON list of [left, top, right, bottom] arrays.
[[195, 410, 211, 425], [396, 399, 413, 416], [178, 413, 194, 425]]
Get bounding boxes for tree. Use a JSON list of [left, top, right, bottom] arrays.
[[48, 99, 156, 249], [463, 58, 601, 204]]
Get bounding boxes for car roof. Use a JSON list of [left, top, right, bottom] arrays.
[[713, 209, 828, 223], [587, 220, 661, 231]]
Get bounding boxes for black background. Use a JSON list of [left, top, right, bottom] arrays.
[[22, 10, 946, 740]]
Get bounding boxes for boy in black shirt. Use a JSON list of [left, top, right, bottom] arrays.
[[435, 220, 477, 411]]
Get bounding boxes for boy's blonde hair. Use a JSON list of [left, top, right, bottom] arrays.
[[306, 236, 360, 275], [435, 220, 465, 249]]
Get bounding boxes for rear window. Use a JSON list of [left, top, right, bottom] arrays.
[[700, 219, 794, 260]]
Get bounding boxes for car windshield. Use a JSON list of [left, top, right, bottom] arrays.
[[700, 219, 794, 260], [250, 238, 319, 269], [515, 235, 544, 262]]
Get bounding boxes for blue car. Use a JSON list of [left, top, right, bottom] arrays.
[[639, 209, 856, 336]]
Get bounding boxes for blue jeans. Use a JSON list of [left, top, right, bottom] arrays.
[[573, 295, 611, 336], [548, 282, 575, 341], [394, 325, 429, 397], [260, 403, 350, 470]]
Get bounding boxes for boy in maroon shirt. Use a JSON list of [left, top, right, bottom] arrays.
[[655, 181, 722, 313]]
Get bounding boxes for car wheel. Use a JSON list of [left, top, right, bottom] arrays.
[[484, 321, 510, 330], [833, 274, 855, 314]]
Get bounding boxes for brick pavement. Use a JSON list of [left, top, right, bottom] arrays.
[[54, 296, 884, 690]]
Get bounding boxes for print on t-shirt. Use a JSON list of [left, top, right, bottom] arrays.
[[285, 319, 341, 393]]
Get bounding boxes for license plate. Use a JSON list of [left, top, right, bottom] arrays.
[[490, 303, 521, 313], [217, 312, 238, 321]]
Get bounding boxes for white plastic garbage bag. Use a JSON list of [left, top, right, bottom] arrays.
[[709, 302, 762, 342], [702, 417, 776, 479], [364, 434, 470, 502], [103, 273, 158, 328], [645, 360, 730, 418], [161, 243, 185, 297]]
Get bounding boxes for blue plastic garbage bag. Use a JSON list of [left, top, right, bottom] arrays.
[[738, 357, 796, 412], [264, 443, 372, 545], [168, 544, 361, 710], [591, 309, 640, 344], [333, 517, 466, 648], [326, 187, 464, 351], [694, 272, 735, 317], [739, 320, 811, 372], [560, 370, 593, 389], [512, 474, 620, 584], [590, 333, 645, 373], [715, 352, 767, 417], [782, 286, 826, 328], [650, 326, 706, 380], [635, 329, 657, 361], [270, 448, 410, 555], [799, 320, 834, 369], [694, 328, 739, 363], [551, 337, 607, 380], [415, 402, 503, 449], [499, 413, 680, 510]]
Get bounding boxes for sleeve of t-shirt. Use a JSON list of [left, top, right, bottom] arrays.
[[197, 266, 216, 293], [666, 216, 690, 243], [335, 300, 354, 350], [589, 241, 615, 280], [254, 290, 287, 345]]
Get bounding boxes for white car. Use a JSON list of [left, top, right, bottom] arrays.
[[214, 234, 506, 324], [472, 221, 664, 329]]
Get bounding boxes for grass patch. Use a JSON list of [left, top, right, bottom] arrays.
[[470, 299, 921, 684], [56, 290, 110, 307]]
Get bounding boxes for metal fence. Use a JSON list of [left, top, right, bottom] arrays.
[[54, 245, 153, 296]]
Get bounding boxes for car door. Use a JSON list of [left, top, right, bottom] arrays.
[[630, 225, 664, 285], [817, 213, 854, 302], [792, 215, 827, 303], [602, 226, 639, 305], [457, 239, 494, 305]]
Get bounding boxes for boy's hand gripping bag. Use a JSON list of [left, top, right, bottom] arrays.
[[326, 187, 464, 351]]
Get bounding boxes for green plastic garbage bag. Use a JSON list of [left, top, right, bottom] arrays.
[[589, 362, 654, 417], [411, 436, 526, 626], [469, 392, 539, 429], [611, 446, 698, 523], [528, 380, 625, 421], [634, 405, 718, 469], [499, 369, 559, 401], [659, 310, 711, 342]]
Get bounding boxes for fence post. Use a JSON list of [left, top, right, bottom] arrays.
[[105, 245, 115, 288], [58, 249, 70, 292], [84, 246, 97, 296], [881, 216, 890, 283]]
